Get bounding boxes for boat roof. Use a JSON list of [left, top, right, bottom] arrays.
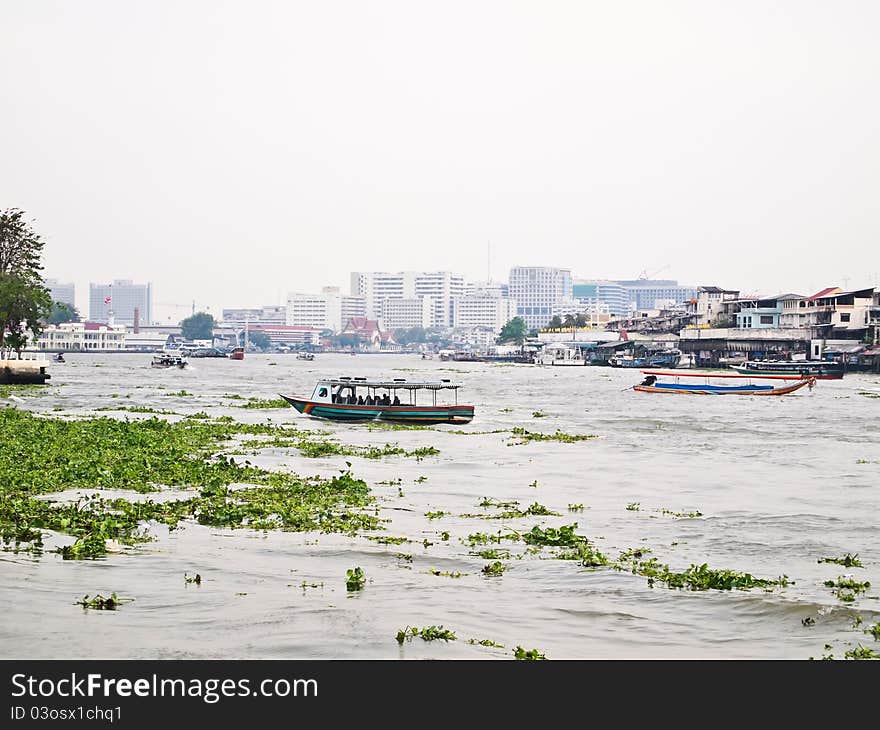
[[319, 377, 463, 390], [641, 369, 808, 380]]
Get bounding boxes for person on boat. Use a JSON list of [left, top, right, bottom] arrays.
[[380, 393, 390, 406], [392, 395, 401, 406], [639, 375, 657, 386], [357, 395, 364, 405]]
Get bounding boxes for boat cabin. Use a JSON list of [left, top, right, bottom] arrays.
[[309, 377, 462, 407]]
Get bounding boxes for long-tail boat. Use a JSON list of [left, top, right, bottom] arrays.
[[730, 360, 843, 379], [632, 370, 816, 396], [281, 377, 475, 424]]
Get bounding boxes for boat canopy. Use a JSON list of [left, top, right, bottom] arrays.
[[320, 377, 463, 390], [641, 369, 806, 380]]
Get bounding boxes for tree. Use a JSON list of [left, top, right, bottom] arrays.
[[548, 315, 563, 329], [575, 313, 588, 328], [47, 301, 80, 325], [563, 314, 576, 330], [498, 317, 528, 345], [246, 330, 271, 350], [180, 311, 215, 340], [0, 209, 52, 357], [395, 326, 427, 345]]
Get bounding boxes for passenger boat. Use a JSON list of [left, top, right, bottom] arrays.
[[151, 355, 187, 369], [632, 370, 815, 396], [730, 360, 843, 379], [610, 348, 682, 369], [536, 344, 588, 366], [229, 347, 245, 361], [281, 377, 475, 424]]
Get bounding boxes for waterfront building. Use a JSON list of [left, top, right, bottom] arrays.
[[89, 280, 152, 326], [44, 278, 76, 309], [35, 321, 126, 351], [573, 280, 628, 317], [246, 324, 322, 347], [452, 295, 516, 331], [221, 306, 286, 329], [340, 317, 396, 350], [380, 297, 433, 330], [509, 267, 573, 329], [687, 286, 741, 326], [286, 288, 366, 331], [350, 271, 465, 326], [777, 287, 876, 334]]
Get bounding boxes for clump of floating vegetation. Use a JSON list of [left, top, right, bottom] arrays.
[[430, 569, 466, 578], [468, 638, 504, 648], [507, 428, 598, 445], [631, 559, 792, 591], [818, 554, 863, 568], [462, 502, 561, 520], [184, 573, 202, 585], [865, 623, 880, 641], [531, 411, 546, 418], [626, 502, 640, 511], [425, 511, 448, 520], [857, 391, 880, 399], [345, 567, 366, 591], [164, 390, 193, 397], [844, 645, 880, 660], [824, 577, 870, 602], [96, 405, 180, 415], [567, 504, 584, 512], [396, 625, 457, 643], [0, 409, 381, 559], [472, 548, 511, 560], [514, 646, 546, 660], [482, 561, 505, 576], [75, 593, 133, 610]]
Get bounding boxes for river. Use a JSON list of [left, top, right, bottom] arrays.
[[2, 353, 879, 659]]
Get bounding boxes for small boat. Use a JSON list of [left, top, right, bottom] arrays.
[[730, 360, 844, 380], [229, 347, 245, 361], [536, 344, 588, 366], [632, 370, 815, 396], [52, 353, 65, 363], [281, 377, 475, 424], [610, 348, 682, 369], [151, 355, 187, 369], [296, 352, 315, 361]]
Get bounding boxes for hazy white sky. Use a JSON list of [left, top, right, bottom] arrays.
[[3, 1, 879, 323]]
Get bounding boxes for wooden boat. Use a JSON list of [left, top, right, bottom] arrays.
[[633, 370, 815, 396], [730, 360, 843, 379], [229, 347, 245, 361], [281, 377, 475, 424], [151, 355, 187, 369]]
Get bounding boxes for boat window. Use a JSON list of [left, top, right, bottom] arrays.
[[318, 387, 328, 398]]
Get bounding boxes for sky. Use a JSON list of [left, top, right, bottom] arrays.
[[2, 1, 879, 324]]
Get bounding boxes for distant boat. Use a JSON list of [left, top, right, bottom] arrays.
[[151, 355, 187, 369], [536, 344, 588, 366], [610, 348, 682, 369], [281, 377, 474, 424], [52, 353, 65, 363], [633, 370, 815, 396], [730, 360, 843, 380], [296, 352, 315, 361], [229, 347, 245, 361]]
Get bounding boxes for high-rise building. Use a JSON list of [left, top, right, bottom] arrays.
[[44, 278, 76, 309], [350, 271, 464, 327], [221, 306, 286, 329], [380, 297, 433, 330], [573, 280, 629, 317], [465, 280, 509, 298], [89, 280, 152, 326], [286, 288, 366, 331], [613, 280, 698, 311], [508, 267, 573, 329], [452, 295, 517, 331]]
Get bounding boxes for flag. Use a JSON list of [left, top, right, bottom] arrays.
[[104, 296, 112, 305]]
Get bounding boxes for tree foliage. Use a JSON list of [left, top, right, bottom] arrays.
[[0, 209, 52, 356], [48, 301, 80, 325], [395, 326, 427, 345], [180, 311, 215, 341], [246, 330, 271, 350], [547, 315, 563, 329], [498, 317, 528, 345]]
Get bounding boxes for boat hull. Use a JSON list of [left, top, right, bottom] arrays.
[[634, 378, 813, 395], [280, 396, 475, 424], [731, 363, 843, 379]]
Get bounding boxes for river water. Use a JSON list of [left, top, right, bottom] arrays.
[[2, 353, 879, 659]]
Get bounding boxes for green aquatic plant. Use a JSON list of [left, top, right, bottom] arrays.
[[531, 411, 546, 418], [567, 504, 584, 512], [365, 535, 410, 545], [513, 646, 546, 660], [521, 524, 584, 547], [478, 497, 519, 509], [184, 573, 202, 585], [626, 502, 640, 511], [659, 507, 703, 518], [481, 561, 505, 576], [472, 548, 511, 560], [345, 567, 366, 591], [429, 569, 466, 578], [468, 639, 504, 648], [635, 560, 792, 591], [238, 397, 289, 409], [866, 623, 880, 641], [844, 645, 880, 660], [818, 554, 863, 568], [396, 625, 457, 643], [507, 428, 598, 445], [440, 531, 450, 541], [802, 617, 816, 627], [425, 511, 448, 520], [75, 593, 132, 610], [165, 389, 193, 397]]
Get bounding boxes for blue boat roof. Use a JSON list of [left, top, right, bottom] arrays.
[[321, 377, 463, 390]]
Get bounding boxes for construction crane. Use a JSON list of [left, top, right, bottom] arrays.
[[637, 265, 669, 281]]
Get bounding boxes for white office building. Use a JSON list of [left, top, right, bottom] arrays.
[[222, 306, 286, 329], [286, 288, 366, 331], [380, 297, 433, 330], [350, 271, 464, 326], [44, 278, 76, 309], [508, 267, 573, 329], [36, 322, 126, 351], [465, 280, 509, 298], [89, 280, 152, 326], [452, 295, 517, 331]]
